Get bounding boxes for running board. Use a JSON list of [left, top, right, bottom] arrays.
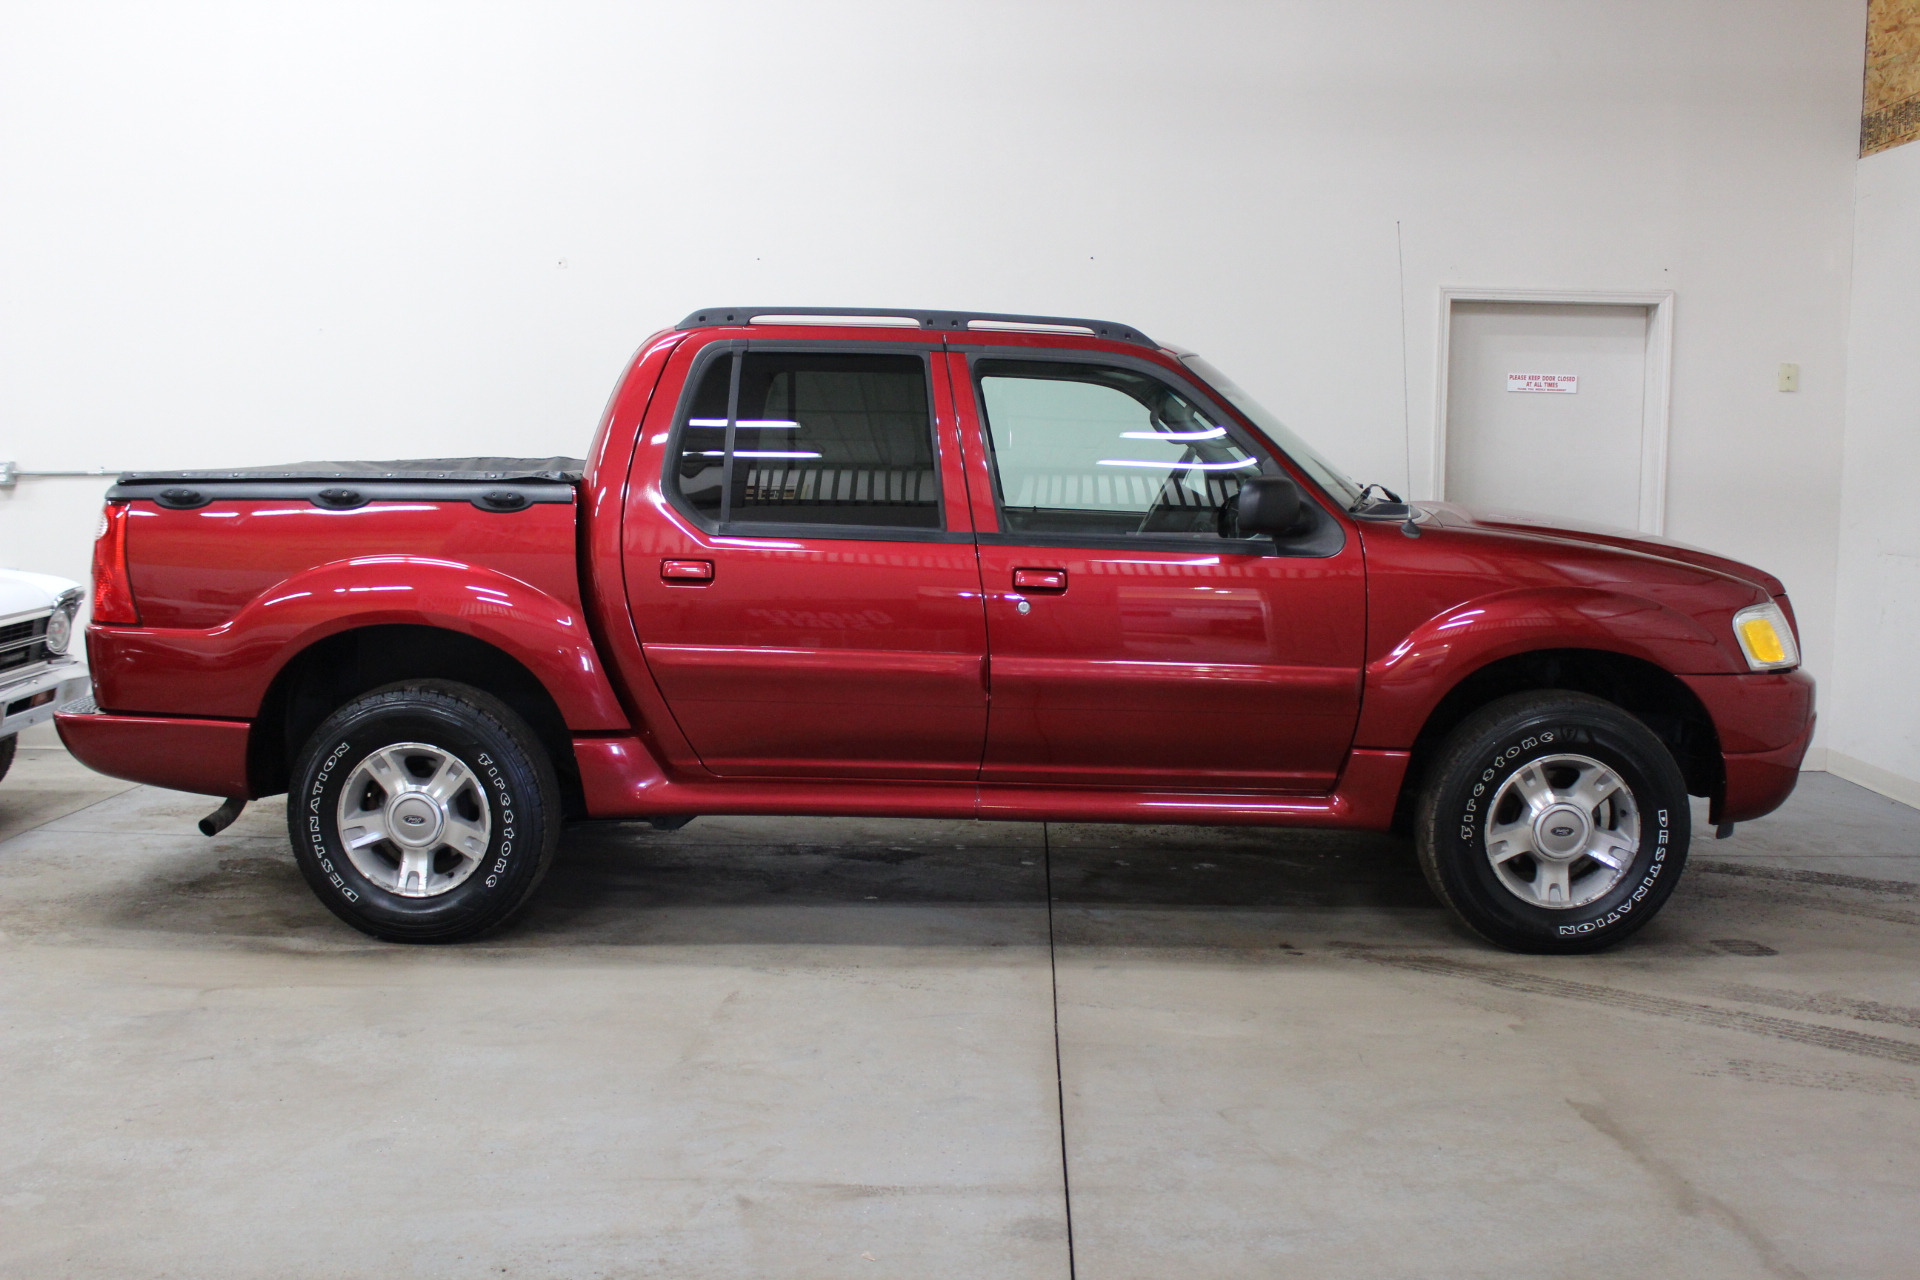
[[572, 740, 1409, 831]]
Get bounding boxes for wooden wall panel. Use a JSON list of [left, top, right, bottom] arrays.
[[1864, 0, 1920, 154]]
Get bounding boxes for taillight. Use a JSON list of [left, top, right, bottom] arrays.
[[91, 503, 140, 625]]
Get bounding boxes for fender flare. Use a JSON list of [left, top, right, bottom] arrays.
[[1355, 586, 1738, 748], [219, 555, 629, 729]]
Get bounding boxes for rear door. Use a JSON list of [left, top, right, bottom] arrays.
[[622, 334, 988, 780], [947, 348, 1366, 792]]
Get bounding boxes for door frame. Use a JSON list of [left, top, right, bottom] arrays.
[[619, 330, 992, 781], [1430, 288, 1675, 535]]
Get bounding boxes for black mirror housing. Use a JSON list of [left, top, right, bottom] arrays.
[[1234, 475, 1310, 537]]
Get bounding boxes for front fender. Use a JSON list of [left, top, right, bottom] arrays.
[[1354, 586, 1739, 748], [88, 555, 629, 730]]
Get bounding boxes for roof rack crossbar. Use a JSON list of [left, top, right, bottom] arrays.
[[676, 307, 1156, 348]]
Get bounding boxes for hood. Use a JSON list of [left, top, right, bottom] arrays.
[[1420, 502, 1787, 598], [0, 568, 82, 622]]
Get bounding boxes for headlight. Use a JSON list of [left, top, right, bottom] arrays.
[[43, 589, 82, 656], [1732, 602, 1798, 671], [44, 607, 73, 654]]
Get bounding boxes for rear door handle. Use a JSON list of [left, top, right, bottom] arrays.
[[661, 559, 714, 584], [1012, 568, 1067, 592]]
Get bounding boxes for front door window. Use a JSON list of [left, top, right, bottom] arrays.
[[977, 359, 1263, 540]]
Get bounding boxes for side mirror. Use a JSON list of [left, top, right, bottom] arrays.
[[1233, 476, 1310, 537]]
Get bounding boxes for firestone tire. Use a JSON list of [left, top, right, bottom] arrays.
[[288, 681, 560, 943], [1414, 691, 1690, 954]]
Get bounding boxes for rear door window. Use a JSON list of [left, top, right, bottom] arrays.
[[670, 350, 941, 532]]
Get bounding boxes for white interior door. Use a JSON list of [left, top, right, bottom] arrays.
[[1443, 301, 1651, 529]]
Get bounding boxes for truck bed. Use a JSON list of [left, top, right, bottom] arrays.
[[104, 457, 587, 634]]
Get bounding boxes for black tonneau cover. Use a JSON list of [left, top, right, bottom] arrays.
[[115, 457, 586, 486], [107, 458, 586, 511]]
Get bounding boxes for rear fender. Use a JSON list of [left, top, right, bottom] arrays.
[[90, 555, 629, 729], [1356, 586, 1737, 748]]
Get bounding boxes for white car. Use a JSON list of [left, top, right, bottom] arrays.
[[0, 569, 91, 782]]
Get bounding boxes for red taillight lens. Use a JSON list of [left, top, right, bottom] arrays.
[[91, 503, 140, 625]]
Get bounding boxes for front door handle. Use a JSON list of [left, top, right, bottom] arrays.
[[1012, 567, 1067, 592], [661, 559, 714, 584]]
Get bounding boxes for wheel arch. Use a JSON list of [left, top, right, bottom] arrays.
[[250, 623, 587, 817], [1391, 647, 1723, 832]]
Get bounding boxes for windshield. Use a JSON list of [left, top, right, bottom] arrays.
[[1176, 353, 1364, 507]]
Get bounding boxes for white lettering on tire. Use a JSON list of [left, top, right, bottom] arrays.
[[307, 740, 361, 902], [1556, 810, 1667, 936]]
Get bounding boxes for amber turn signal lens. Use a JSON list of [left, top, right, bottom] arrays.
[[1731, 602, 1798, 671], [1739, 617, 1786, 665]]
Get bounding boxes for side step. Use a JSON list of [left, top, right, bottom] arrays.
[[570, 740, 1410, 831]]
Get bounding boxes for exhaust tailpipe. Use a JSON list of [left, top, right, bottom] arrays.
[[198, 797, 247, 837]]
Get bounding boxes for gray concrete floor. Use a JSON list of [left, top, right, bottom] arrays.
[[2, 746, 1918, 1279]]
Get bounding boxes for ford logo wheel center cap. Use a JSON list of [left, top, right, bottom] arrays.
[[1534, 803, 1593, 859]]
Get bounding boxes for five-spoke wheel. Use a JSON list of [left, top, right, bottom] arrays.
[[337, 742, 493, 898], [1482, 753, 1638, 909]]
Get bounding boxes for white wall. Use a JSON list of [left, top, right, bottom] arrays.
[[1829, 141, 1920, 804], [1, 2, 1866, 734]]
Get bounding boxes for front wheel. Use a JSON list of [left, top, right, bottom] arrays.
[[288, 681, 561, 943], [1414, 691, 1690, 953]]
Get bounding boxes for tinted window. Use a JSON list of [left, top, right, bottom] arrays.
[[671, 351, 940, 530], [673, 356, 735, 517], [976, 360, 1262, 537]]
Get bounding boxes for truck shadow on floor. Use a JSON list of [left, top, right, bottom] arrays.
[[90, 814, 1443, 950], [490, 819, 1443, 946]]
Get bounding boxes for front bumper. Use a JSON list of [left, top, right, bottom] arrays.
[[1679, 668, 1817, 824], [1716, 715, 1817, 825], [1, 658, 91, 741]]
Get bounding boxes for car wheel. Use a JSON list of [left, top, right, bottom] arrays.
[[1414, 691, 1690, 954], [288, 681, 560, 943], [0, 734, 15, 784]]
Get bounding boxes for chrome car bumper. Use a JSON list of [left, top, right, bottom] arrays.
[[1, 657, 91, 740]]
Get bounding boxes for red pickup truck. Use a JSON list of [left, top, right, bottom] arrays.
[[58, 307, 1814, 953]]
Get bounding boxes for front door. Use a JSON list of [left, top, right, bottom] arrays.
[[623, 337, 988, 780], [948, 350, 1366, 792]]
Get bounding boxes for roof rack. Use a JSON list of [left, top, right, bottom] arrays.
[[675, 307, 1156, 348]]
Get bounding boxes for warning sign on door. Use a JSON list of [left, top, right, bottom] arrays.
[[1508, 373, 1578, 393]]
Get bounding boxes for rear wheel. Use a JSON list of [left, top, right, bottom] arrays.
[[1414, 691, 1689, 953], [288, 681, 560, 942]]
